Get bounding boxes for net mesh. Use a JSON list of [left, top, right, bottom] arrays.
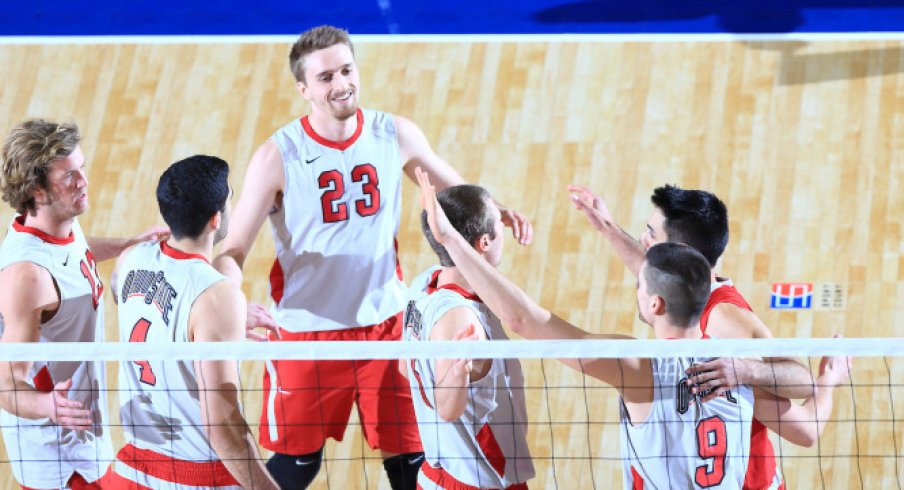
[[0, 339, 901, 489]]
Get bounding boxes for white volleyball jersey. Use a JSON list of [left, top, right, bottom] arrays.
[[620, 355, 754, 489], [0, 216, 112, 488], [114, 241, 235, 474], [404, 268, 535, 488], [268, 108, 406, 332]]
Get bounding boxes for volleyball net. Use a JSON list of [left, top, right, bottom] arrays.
[[0, 338, 901, 489]]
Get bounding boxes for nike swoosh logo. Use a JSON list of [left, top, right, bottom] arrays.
[[408, 454, 425, 465], [305, 155, 321, 164], [62, 255, 70, 266], [295, 458, 316, 466]]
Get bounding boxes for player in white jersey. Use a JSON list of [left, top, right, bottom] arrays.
[[404, 185, 534, 489], [416, 169, 851, 488], [213, 25, 532, 489], [0, 119, 166, 490], [100, 155, 278, 490]]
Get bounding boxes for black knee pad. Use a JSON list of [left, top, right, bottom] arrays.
[[266, 449, 323, 490], [382, 452, 424, 490]]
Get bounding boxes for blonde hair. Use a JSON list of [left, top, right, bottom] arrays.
[[1, 119, 81, 214], [289, 25, 354, 83]]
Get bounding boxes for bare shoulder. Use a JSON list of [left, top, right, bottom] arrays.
[[0, 261, 57, 307], [247, 139, 285, 183], [430, 305, 484, 341], [190, 279, 246, 342], [708, 302, 772, 339]]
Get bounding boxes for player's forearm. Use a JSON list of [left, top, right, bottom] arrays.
[[434, 360, 470, 422], [0, 378, 51, 420], [600, 225, 644, 277], [443, 234, 549, 336], [208, 415, 279, 489], [749, 358, 816, 399], [86, 236, 133, 262]]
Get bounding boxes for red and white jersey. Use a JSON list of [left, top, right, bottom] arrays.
[[112, 241, 239, 489], [404, 267, 535, 489], [621, 353, 754, 489], [268, 108, 405, 332], [702, 277, 784, 490], [0, 216, 112, 488]]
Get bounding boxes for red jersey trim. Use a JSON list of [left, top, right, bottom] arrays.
[[12, 215, 75, 245], [426, 269, 483, 303], [476, 423, 507, 478], [420, 461, 528, 490], [159, 241, 209, 263], [300, 109, 364, 151], [32, 366, 54, 392], [410, 359, 434, 410], [631, 465, 645, 490], [699, 284, 753, 334], [114, 444, 239, 487], [269, 258, 285, 305]]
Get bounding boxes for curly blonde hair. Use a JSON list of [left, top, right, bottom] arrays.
[[1, 119, 81, 214], [289, 25, 354, 83]]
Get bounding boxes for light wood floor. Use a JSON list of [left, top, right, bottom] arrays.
[[0, 38, 902, 489]]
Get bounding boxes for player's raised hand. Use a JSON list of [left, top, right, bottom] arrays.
[[568, 184, 615, 233], [416, 167, 455, 245], [42, 379, 93, 431], [246, 303, 281, 341], [498, 206, 533, 246], [819, 334, 852, 387]]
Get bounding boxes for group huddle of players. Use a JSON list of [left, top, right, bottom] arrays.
[[0, 24, 850, 490]]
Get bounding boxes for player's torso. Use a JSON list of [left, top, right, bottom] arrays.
[[621, 356, 754, 489], [115, 241, 225, 461], [404, 268, 535, 487], [0, 217, 107, 430], [269, 108, 405, 332]]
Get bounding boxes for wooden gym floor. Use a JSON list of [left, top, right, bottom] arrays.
[[0, 38, 902, 488]]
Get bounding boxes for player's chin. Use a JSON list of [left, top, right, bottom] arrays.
[[331, 102, 358, 120]]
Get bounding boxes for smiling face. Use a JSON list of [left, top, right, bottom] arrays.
[[36, 145, 89, 220], [297, 43, 360, 121]]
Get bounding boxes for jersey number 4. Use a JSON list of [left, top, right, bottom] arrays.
[[695, 416, 727, 487], [319, 164, 381, 223], [129, 318, 157, 386]]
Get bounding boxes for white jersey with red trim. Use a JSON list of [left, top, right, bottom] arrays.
[[0, 216, 112, 488], [620, 355, 754, 489], [404, 267, 535, 489], [268, 108, 405, 332], [113, 241, 237, 487]]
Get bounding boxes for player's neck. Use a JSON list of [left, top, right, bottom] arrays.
[[307, 110, 358, 142], [166, 236, 213, 262], [437, 267, 476, 295], [654, 321, 702, 340], [23, 210, 75, 239]]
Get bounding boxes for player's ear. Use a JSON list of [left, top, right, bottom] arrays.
[[209, 211, 221, 232], [649, 295, 666, 316], [474, 234, 491, 254], [297, 80, 309, 99]]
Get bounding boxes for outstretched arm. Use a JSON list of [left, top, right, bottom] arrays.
[[191, 281, 279, 490], [87, 226, 170, 262], [399, 116, 532, 245], [568, 185, 644, 276], [690, 304, 815, 400], [0, 263, 93, 430], [754, 350, 852, 447], [417, 168, 641, 387], [212, 140, 285, 341]]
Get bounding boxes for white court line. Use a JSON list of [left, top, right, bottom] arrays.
[[2, 32, 904, 45]]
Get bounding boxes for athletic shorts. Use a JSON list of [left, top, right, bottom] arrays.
[[98, 444, 240, 490], [260, 312, 423, 456]]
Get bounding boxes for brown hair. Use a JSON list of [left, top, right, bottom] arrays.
[[1, 119, 81, 214], [289, 25, 354, 83]]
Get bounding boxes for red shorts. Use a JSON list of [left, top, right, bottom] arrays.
[[21, 472, 100, 490], [97, 444, 239, 489], [260, 312, 423, 455]]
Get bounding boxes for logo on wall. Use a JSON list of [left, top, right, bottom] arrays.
[[770, 283, 813, 309]]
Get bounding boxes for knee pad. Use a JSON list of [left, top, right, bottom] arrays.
[[266, 449, 323, 490], [383, 452, 424, 490]]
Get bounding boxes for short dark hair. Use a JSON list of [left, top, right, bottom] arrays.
[[289, 25, 354, 83], [421, 185, 497, 267], [643, 243, 712, 328], [157, 155, 229, 240], [650, 184, 728, 267]]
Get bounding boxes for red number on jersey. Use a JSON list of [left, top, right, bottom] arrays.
[[318, 164, 382, 222], [129, 318, 157, 386], [351, 164, 381, 216], [79, 249, 104, 310], [695, 416, 727, 487], [319, 170, 349, 223]]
